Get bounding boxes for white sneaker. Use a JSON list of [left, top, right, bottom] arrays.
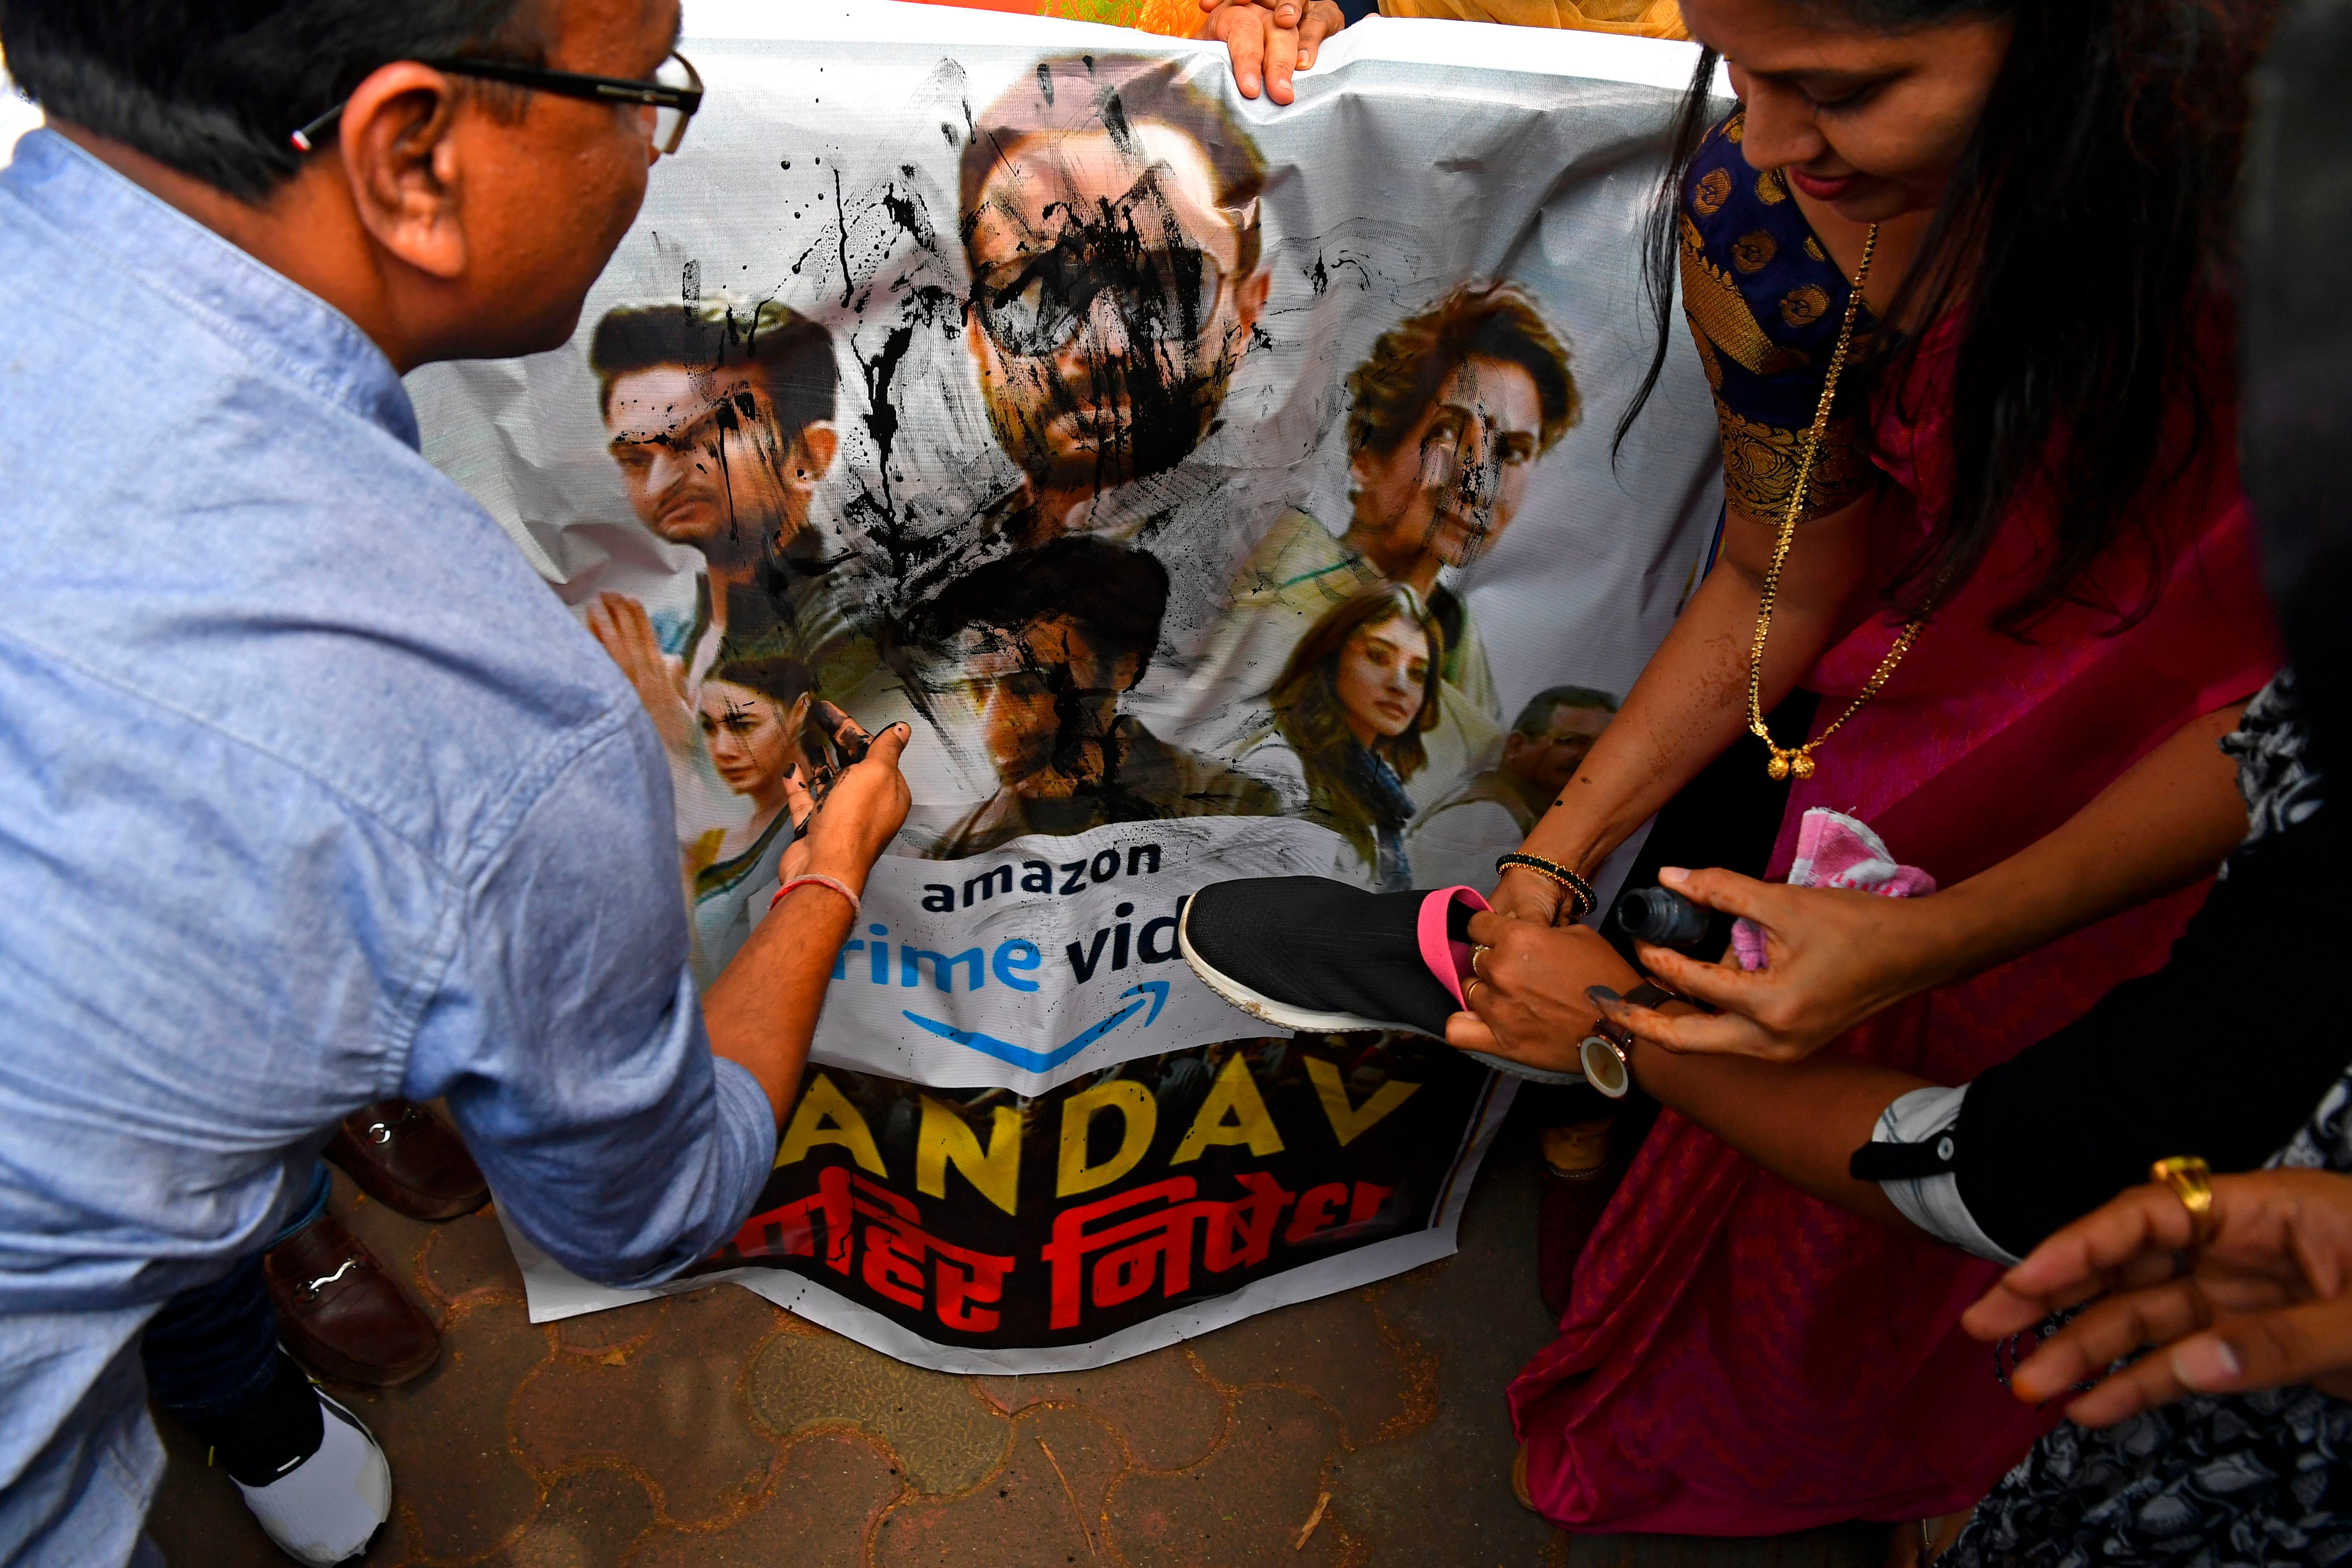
[[231, 1388, 392, 1566]]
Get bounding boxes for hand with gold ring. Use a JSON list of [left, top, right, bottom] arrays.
[[2151, 1155, 2219, 1250], [1445, 911, 1644, 1075], [1961, 1167, 2352, 1426]]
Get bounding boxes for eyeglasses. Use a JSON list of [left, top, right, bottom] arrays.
[[291, 51, 704, 155], [971, 241, 1228, 360]]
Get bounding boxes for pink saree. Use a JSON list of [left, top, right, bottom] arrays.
[[1507, 322, 2278, 1534]]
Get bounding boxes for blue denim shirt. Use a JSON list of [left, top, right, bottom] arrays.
[[0, 131, 777, 1567]]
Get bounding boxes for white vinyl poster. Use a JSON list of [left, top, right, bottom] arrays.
[[411, 0, 1722, 1371]]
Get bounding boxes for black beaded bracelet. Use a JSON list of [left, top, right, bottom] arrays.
[[1495, 852, 1597, 923]]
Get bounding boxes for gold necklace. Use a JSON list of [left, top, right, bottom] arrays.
[[1746, 223, 1929, 781]]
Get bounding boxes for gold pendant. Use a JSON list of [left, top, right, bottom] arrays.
[[1790, 752, 1815, 780], [1766, 754, 1790, 781]]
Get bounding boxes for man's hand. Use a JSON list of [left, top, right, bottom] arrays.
[[1444, 912, 1641, 1074], [585, 592, 695, 757], [1963, 1170, 2352, 1426], [1596, 866, 1949, 1062], [707, 718, 913, 1122], [1198, 0, 1348, 104], [790, 719, 913, 894]]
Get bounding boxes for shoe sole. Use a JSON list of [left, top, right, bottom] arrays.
[[1178, 901, 1591, 1084]]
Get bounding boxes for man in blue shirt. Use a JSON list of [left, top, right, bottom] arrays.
[[0, 2, 911, 1564]]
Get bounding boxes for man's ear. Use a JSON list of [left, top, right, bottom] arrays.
[[336, 62, 472, 281], [1234, 265, 1273, 338], [792, 422, 841, 492]]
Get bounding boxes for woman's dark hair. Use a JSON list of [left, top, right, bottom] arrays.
[[1, 0, 545, 201], [2242, 0, 2352, 788], [708, 655, 816, 714], [1271, 585, 1444, 764], [1620, 0, 2281, 633], [1267, 585, 1444, 871]]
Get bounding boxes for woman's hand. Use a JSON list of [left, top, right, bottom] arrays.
[[1198, 0, 1347, 103], [790, 719, 912, 894], [1598, 866, 1951, 1062], [1486, 864, 1571, 926], [1963, 1169, 2352, 1426], [1444, 912, 1642, 1074], [585, 591, 694, 757]]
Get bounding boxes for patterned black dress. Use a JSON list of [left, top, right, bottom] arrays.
[[1946, 670, 2352, 1568]]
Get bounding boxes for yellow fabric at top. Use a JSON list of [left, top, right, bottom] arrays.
[[1378, 0, 1687, 40], [1026, 0, 1204, 34]]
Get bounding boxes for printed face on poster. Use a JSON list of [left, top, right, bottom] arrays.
[[411, 4, 1723, 1369]]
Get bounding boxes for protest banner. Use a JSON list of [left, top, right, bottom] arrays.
[[410, 0, 1725, 1371]]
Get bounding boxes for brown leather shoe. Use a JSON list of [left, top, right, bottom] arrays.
[[324, 1099, 488, 1221], [263, 1213, 440, 1387]]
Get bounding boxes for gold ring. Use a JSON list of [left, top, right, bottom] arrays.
[[1463, 976, 1486, 1006], [2150, 1156, 2218, 1249], [1471, 944, 1492, 979]]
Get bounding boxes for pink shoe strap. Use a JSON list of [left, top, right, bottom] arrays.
[[1416, 886, 1492, 1005]]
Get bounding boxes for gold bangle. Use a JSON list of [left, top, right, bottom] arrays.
[[2150, 1156, 2218, 1250], [1495, 853, 1596, 922]]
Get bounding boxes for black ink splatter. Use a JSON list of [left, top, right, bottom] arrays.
[[835, 167, 853, 309]]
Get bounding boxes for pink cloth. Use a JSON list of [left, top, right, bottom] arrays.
[[1508, 317, 2279, 1535], [1730, 808, 1936, 970], [1418, 885, 1491, 1003]]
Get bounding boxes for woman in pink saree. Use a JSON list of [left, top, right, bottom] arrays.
[[1447, 0, 2283, 1538]]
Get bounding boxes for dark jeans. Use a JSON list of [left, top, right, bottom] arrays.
[[141, 1162, 330, 1423]]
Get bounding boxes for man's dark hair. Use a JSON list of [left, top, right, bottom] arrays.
[[589, 299, 841, 443], [958, 53, 1267, 277], [1348, 284, 1579, 459], [922, 537, 1170, 685], [1511, 684, 1619, 738], [0, 1, 548, 201]]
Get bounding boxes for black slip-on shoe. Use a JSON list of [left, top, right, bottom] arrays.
[[1179, 876, 1588, 1084], [1179, 877, 1468, 1037]]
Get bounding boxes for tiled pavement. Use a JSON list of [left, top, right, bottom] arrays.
[[146, 1102, 1888, 1568]]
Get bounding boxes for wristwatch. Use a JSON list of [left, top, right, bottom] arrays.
[[1579, 981, 1677, 1099]]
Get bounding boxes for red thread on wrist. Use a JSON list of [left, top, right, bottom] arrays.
[[769, 873, 860, 918]]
